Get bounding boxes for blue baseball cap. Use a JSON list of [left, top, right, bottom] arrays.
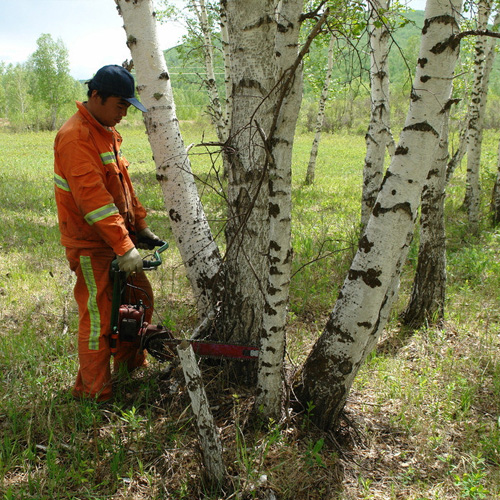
[[87, 65, 147, 113]]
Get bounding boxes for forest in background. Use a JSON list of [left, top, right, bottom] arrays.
[[2, 9, 500, 134]]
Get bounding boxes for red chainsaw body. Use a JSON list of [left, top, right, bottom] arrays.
[[116, 303, 258, 361]]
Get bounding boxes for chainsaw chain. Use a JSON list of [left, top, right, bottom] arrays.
[[143, 331, 259, 362]]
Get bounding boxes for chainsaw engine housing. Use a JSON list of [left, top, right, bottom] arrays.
[[118, 304, 145, 342]]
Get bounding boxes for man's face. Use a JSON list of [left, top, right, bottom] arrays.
[[88, 91, 131, 127]]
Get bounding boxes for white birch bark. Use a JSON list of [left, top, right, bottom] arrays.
[[191, 0, 227, 143], [463, 0, 493, 232], [219, 3, 232, 138], [221, 0, 278, 351], [255, 0, 306, 418], [361, 0, 395, 228], [116, 0, 223, 319], [295, 0, 463, 430], [177, 341, 225, 483], [402, 114, 450, 327], [305, 34, 335, 186]]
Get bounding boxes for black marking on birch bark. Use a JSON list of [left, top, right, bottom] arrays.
[[442, 98, 461, 113], [244, 15, 274, 31], [379, 170, 392, 190], [403, 121, 439, 137], [348, 268, 382, 288], [358, 235, 374, 253], [430, 35, 461, 55], [324, 319, 354, 344], [373, 201, 413, 218], [339, 360, 353, 375], [418, 57, 428, 68], [427, 168, 439, 179], [169, 208, 182, 223], [395, 145, 409, 155], [236, 78, 266, 95], [420, 75, 431, 83], [374, 70, 387, 80], [357, 321, 372, 328], [126, 35, 137, 48], [270, 266, 282, 276], [159, 71, 170, 80], [269, 202, 280, 217], [410, 88, 420, 101], [270, 240, 281, 252], [265, 303, 277, 315], [422, 15, 457, 35]]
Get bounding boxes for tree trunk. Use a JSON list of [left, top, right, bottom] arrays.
[[116, 0, 224, 319], [255, 0, 308, 418], [220, 0, 277, 351], [294, 0, 463, 430], [219, 1, 232, 142], [401, 115, 450, 327], [219, 0, 310, 418], [491, 138, 500, 224], [361, 0, 395, 228], [191, 0, 228, 144], [305, 34, 335, 186], [177, 341, 225, 484], [462, 0, 493, 233]]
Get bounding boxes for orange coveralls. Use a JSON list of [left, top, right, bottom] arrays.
[[54, 101, 153, 401]]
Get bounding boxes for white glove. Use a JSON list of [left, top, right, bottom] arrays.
[[116, 247, 143, 274], [137, 227, 163, 250]]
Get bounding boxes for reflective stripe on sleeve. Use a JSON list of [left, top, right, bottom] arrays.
[[80, 256, 100, 351], [54, 173, 70, 192], [84, 204, 119, 225], [100, 151, 116, 165]]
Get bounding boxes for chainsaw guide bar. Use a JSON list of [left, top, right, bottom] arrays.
[[143, 330, 259, 362]]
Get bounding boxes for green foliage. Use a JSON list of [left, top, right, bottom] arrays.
[[0, 35, 85, 131]]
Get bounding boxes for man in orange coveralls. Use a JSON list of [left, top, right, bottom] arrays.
[[54, 65, 163, 402]]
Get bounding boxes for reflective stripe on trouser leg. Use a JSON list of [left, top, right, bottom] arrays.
[[80, 255, 100, 350]]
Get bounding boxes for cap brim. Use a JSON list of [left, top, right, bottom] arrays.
[[125, 97, 147, 113]]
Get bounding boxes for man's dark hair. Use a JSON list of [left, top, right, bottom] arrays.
[[86, 88, 115, 102]]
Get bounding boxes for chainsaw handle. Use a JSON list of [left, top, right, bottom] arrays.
[[111, 241, 169, 272]]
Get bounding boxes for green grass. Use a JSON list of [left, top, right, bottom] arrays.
[[1, 123, 500, 498]]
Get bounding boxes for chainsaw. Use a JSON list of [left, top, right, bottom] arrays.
[[110, 241, 259, 362]]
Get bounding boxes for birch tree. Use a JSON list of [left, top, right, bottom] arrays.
[[115, 0, 223, 319], [360, 0, 395, 228], [222, 0, 322, 417], [462, 0, 493, 232], [294, 0, 463, 430], [305, 33, 335, 185]]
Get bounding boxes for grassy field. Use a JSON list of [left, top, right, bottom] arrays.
[[1, 122, 500, 499]]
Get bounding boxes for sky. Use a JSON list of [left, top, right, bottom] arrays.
[[0, 0, 427, 81], [0, 0, 186, 80]]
